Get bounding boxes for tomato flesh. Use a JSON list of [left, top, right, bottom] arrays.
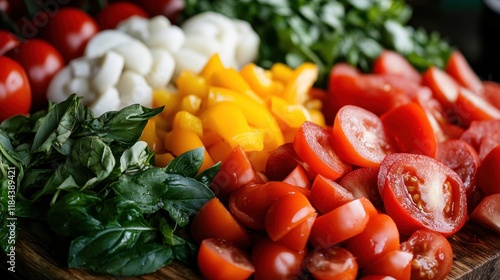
[[470, 194, 500, 233], [340, 167, 384, 211], [305, 246, 358, 280], [309, 174, 355, 214], [476, 145, 500, 196], [361, 250, 413, 280]]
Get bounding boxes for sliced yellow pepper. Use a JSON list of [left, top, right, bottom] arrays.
[[164, 127, 215, 172], [240, 63, 274, 98], [176, 69, 209, 99], [200, 102, 264, 152], [179, 95, 202, 115], [209, 68, 264, 105], [172, 110, 203, 137], [270, 63, 294, 83], [207, 140, 233, 164], [281, 62, 319, 104], [308, 109, 326, 127], [200, 130, 223, 147], [155, 152, 175, 167], [139, 118, 158, 151], [268, 95, 310, 129], [153, 89, 180, 123], [199, 53, 225, 80]]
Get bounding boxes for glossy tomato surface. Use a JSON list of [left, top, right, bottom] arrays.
[[470, 193, 500, 233], [7, 39, 64, 112], [400, 229, 453, 280], [0, 30, 19, 55], [197, 238, 255, 280], [379, 153, 468, 236], [0, 56, 31, 121], [96, 1, 148, 30], [361, 250, 413, 280], [265, 142, 316, 181], [373, 50, 421, 83], [277, 213, 316, 252], [340, 167, 384, 211], [305, 246, 358, 280], [309, 174, 354, 214], [476, 145, 500, 196]]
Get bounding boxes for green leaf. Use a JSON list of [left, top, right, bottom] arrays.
[[119, 141, 153, 173], [164, 147, 204, 178], [162, 174, 214, 227], [195, 161, 221, 186], [30, 165, 78, 202], [0, 179, 15, 253], [171, 235, 197, 265], [384, 20, 413, 55]]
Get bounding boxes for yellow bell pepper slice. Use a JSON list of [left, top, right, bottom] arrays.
[[176, 69, 209, 99], [153, 88, 180, 122], [207, 140, 233, 164], [270, 63, 294, 83], [240, 63, 274, 98], [209, 68, 264, 105], [308, 109, 326, 127], [164, 127, 215, 172], [155, 152, 175, 167], [281, 62, 319, 104], [179, 95, 202, 115], [139, 118, 159, 151], [200, 54, 225, 80], [268, 95, 310, 129], [200, 102, 264, 152], [172, 110, 203, 137]]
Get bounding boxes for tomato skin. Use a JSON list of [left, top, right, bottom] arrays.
[[131, 0, 184, 23], [309, 198, 369, 248], [422, 66, 459, 108], [0, 56, 31, 122], [96, 2, 148, 30], [460, 119, 500, 150], [190, 197, 252, 248], [452, 87, 500, 127], [358, 276, 397, 280], [0, 30, 20, 55], [478, 130, 500, 160], [332, 105, 396, 167], [293, 121, 351, 181], [381, 102, 437, 157], [361, 250, 413, 280], [339, 167, 384, 211], [446, 51, 483, 94], [40, 8, 99, 62], [344, 213, 400, 268], [470, 193, 500, 233], [400, 229, 453, 280], [309, 174, 355, 214], [483, 81, 500, 109], [7, 39, 64, 112], [373, 50, 421, 83], [305, 246, 358, 280], [251, 237, 306, 280], [265, 142, 316, 182], [476, 145, 500, 196], [282, 164, 311, 189], [197, 238, 255, 280], [380, 153, 468, 236], [277, 213, 316, 252]]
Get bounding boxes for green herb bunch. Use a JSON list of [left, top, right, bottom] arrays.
[[0, 94, 220, 276]]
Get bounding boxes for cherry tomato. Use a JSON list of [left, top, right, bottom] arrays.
[[132, 0, 184, 24], [309, 174, 355, 214], [332, 105, 396, 167], [459, 119, 500, 150], [293, 121, 351, 180], [422, 66, 459, 108], [210, 145, 263, 202], [305, 246, 358, 280], [446, 50, 483, 94], [373, 50, 421, 83], [470, 193, 500, 233], [0, 30, 19, 55], [339, 167, 384, 211], [381, 102, 437, 157], [265, 142, 316, 181], [251, 237, 306, 280], [358, 276, 397, 280], [277, 213, 316, 252], [39, 8, 99, 62], [190, 197, 252, 248], [344, 213, 400, 268], [282, 164, 311, 189], [361, 250, 413, 280], [483, 81, 500, 109], [412, 87, 448, 142], [0, 56, 31, 121], [478, 130, 500, 160], [7, 39, 64, 112], [309, 198, 370, 248], [96, 2, 148, 30], [197, 238, 255, 280], [229, 181, 309, 231], [400, 229, 453, 280], [452, 87, 500, 127], [476, 145, 500, 196], [379, 153, 468, 236]]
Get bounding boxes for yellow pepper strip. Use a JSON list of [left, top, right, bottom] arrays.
[[200, 102, 264, 152], [200, 130, 224, 147], [179, 95, 202, 115], [153, 89, 180, 123], [155, 152, 175, 167], [206, 87, 284, 151], [172, 110, 203, 137], [270, 63, 294, 83], [268, 95, 310, 129], [176, 69, 209, 99], [209, 68, 264, 105], [139, 119, 159, 151], [206, 140, 233, 164], [281, 62, 319, 104], [199, 53, 225, 80], [308, 109, 326, 127], [240, 63, 274, 98], [164, 127, 215, 172], [246, 150, 272, 175]]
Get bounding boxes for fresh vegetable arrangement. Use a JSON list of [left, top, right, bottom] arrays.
[[1, 0, 500, 280]]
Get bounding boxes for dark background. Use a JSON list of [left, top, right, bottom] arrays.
[[408, 0, 500, 82]]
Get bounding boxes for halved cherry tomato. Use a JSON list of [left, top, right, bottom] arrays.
[[483, 81, 500, 109], [0, 56, 31, 122], [339, 167, 384, 211], [361, 250, 413, 280], [7, 39, 64, 112], [344, 213, 400, 268], [470, 194, 500, 233], [264, 193, 316, 241], [452, 87, 500, 127], [277, 213, 316, 252], [476, 145, 500, 196], [96, 1, 148, 30], [422, 66, 459, 108], [210, 145, 263, 202], [358, 276, 397, 280], [332, 105, 396, 167], [190, 197, 252, 248], [251, 237, 306, 280], [229, 181, 310, 231], [381, 102, 437, 157], [380, 153, 468, 236], [197, 238, 255, 280], [459, 119, 500, 150], [478, 130, 500, 160], [293, 121, 351, 180], [305, 246, 358, 280], [282, 164, 311, 189], [309, 198, 370, 248], [309, 174, 355, 214], [446, 50, 483, 94], [265, 142, 316, 181], [373, 50, 421, 83], [412, 87, 448, 142], [40, 8, 99, 62], [400, 229, 453, 280], [0, 30, 19, 55]]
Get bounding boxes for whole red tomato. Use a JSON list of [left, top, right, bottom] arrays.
[[0, 56, 31, 121], [0, 30, 20, 55], [7, 39, 64, 112], [132, 0, 184, 23], [39, 8, 99, 62], [96, 2, 148, 30]]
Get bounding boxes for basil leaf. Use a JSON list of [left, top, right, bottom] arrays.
[[119, 141, 153, 173], [195, 162, 221, 186], [164, 147, 204, 177], [171, 235, 197, 265], [0, 179, 13, 253]]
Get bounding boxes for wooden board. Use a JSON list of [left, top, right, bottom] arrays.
[[1, 221, 499, 279]]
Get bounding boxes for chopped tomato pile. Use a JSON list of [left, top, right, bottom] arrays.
[[188, 50, 500, 280]]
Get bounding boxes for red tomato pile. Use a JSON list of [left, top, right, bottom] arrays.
[[191, 50, 500, 280]]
